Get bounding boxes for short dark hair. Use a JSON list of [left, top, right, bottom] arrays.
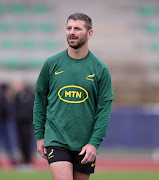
[[67, 13, 92, 31]]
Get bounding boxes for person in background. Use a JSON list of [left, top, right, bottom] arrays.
[[0, 84, 17, 167], [13, 80, 35, 167]]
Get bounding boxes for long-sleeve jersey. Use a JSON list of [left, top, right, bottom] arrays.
[[33, 50, 114, 151]]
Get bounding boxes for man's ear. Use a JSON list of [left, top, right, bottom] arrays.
[[87, 29, 93, 39]]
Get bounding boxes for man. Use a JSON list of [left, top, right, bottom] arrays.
[[33, 13, 114, 180]]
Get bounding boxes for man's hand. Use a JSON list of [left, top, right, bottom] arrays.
[[79, 144, 97, 164], [36, 139, 47, 160]]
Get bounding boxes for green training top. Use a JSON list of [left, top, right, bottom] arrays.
[[33, 50, 114, 151]]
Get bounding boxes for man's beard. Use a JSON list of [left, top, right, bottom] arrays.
[[67, 35, 87, 49]]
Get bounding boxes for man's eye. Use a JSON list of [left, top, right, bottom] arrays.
[[75, 28, 81, 30]]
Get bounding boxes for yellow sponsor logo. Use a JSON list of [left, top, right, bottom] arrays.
[[65, 91, 82, 98], [58, 85, 88, 103], [91, 163, 95, 167], [48, 149, 54, 159], [55, 71, 64, 75], [86, 73, 95, 81]]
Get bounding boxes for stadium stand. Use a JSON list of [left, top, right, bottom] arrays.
[[0, 0, 159, 104]]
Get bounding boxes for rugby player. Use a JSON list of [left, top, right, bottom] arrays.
[[33, 13, 114, 180]]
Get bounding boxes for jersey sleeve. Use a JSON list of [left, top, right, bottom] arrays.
[[34, 60, 50, 95], [33, 92, 48, 141], [97, 66, 114, 101], [33, 60, 50, 141], [88, 67, 114, 149]]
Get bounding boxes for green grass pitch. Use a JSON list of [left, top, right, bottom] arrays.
[[0, 170, 159, 180]]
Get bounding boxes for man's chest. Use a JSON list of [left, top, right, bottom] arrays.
[[48, 62, 98, 103]]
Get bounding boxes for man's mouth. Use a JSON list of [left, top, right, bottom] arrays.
[[69, 36, 78, 40]]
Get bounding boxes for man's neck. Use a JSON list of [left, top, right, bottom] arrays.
[[67, 46, 89, 60]]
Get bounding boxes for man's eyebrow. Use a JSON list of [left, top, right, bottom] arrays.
[[67, 25, 82, 28], [66, 26, 72, 29], [74, 26, 81, 28]]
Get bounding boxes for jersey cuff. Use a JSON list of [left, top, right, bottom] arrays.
[[35, 135, 44, 141], [88, 141, 99, 149]]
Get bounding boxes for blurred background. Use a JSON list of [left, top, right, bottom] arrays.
[[0, 0, 159, 179]]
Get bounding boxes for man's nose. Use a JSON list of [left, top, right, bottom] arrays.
[[69, 28, 75, 34]]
